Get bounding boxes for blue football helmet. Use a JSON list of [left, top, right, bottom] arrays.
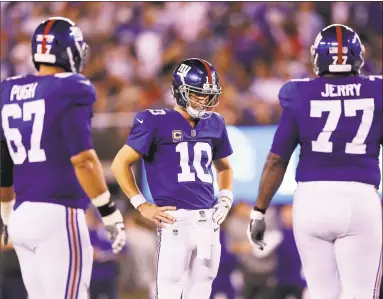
[[31, 17, 88, 73], [171, 58, 222, 119], [310, 24, 365, 76]]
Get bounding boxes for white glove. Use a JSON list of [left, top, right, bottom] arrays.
[[92, 191, 127, 254], [212, 196, 232, 225], [104, 220, 126, 254]]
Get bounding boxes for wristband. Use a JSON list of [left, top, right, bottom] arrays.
[[91, 190, 123, 226], [250, 210, 265, 220], [130, 194, 147, 209], [91, 190, 117, 217], [253, 206, 266, 214]]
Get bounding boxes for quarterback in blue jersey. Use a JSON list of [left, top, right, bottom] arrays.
[[0, 17, 126, 299], [249, 24, 382, 299], [112, 58, 234, 299]]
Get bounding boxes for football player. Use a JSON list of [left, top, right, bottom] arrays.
[[248, 24, 382, 299], [0, 17, 126, 299], [112, 58, 234, 299]]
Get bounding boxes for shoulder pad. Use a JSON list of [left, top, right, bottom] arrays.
[[212, 111, 225, 123], [132, 109, 164, 128], [367, 75, 382, 81], [278, 80, 302, 109], [4, 75, 25, 81], [59, 74, 96, 105]]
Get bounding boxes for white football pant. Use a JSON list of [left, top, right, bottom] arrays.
[[8, 202, 93, 299], [293, 181, 382, 299], [155, 208, 221, 299]]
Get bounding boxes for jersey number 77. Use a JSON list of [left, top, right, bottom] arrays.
[[310, 98, 374, 154]]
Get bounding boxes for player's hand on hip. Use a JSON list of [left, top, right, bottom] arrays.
[[247, 210, 267, 250], [137, 202, 176, 228], [105, 222, 126, 254], [212, 197, 232, 225]]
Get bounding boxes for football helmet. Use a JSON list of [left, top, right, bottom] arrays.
[[310, 24, 365, 76], [31, 17, 88, 73], [171, 58, 222, 119]]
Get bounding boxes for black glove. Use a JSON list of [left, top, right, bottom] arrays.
[[247, 210, 267, 250]]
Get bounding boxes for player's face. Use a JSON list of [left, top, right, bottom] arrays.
[[189, 91, 218, 112]]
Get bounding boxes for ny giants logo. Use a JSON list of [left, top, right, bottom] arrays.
[[177, 64, 191, 84]]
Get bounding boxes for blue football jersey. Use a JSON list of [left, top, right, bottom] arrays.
[[126, 109, 233, 209], [271, 75, 383, 187], [0, 73, 96, 210]]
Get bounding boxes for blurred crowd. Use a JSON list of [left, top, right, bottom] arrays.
[[1, 2, 382, 127], [1, 2, 382, 299]]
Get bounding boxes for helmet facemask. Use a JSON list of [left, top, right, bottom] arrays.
[[178, 84, 221, 119]]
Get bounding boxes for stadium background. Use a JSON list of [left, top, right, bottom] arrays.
[[0, 1, 382, 299]]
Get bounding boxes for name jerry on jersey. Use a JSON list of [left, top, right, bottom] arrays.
[[10, 83, 39, 101], [321, 83, 361, 97]]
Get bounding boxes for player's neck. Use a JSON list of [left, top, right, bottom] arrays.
[[38, 65, 67, 76], [173, 105, 198, 127]]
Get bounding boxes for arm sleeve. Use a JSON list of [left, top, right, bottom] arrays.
[[213, 116, 233, 160], [270, 108, 299, 161], [126, 112, 155, 156], [0, 141, 14, 187]]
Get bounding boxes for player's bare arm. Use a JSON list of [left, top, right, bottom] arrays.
[[248, 152, 289, 250], [111, 144, 176, 227], [71, 148, 126, 254], [254, 152, 289, 211], [213, 157, 234, 191], [212, 157, 234, 225], [71, 149, 108, 198], [249, 103, 298, 250]]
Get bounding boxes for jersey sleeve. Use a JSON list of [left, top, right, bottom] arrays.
[[270, 107, 299, 161], [126, 111, 156, 156], [213, 114, 233, 160], [64, 74, 97, 106], [61, 77, 95, 156], [278, 80, 302, 109]]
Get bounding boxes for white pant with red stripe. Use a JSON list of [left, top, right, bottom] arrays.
[[8, 202, 93, 299], [155, 208, 221, 299], [293, 181, 382, 299]]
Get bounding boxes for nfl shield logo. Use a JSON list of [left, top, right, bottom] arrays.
[[199, 211, 206, 218], [191, 130, 196, 137], [173, 229, 178, 236]]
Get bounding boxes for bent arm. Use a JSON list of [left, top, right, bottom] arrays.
[[111, 145, 144, 204]]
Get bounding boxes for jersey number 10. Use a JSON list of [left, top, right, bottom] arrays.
[[2, 100, 46, 164], [311, 98, 374, 154], [176, 142, 213, 183]]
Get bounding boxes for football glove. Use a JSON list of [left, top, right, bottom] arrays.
[[212, 196, 232, 225], [104, 222, 126, 254], [92, 191, 127, 254], [247, 210, 267, 250]]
